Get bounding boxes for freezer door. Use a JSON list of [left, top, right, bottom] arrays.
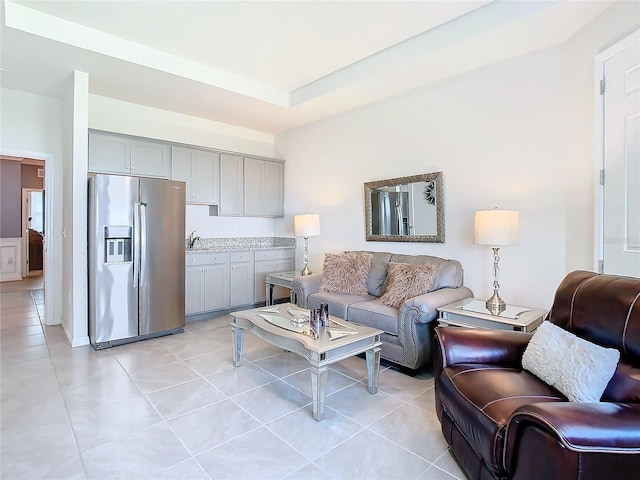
[[88, 174, 139, 345], [138, 178, 186, 335]]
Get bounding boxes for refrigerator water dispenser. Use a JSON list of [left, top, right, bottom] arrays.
[[104, 226, 132, 264]]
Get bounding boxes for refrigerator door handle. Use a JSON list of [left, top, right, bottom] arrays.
[[139, 202, 148, 287], [133, 203, 140, 288]]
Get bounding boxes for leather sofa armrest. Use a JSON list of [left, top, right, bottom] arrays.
[[506, 402, 640, 454], [291, 274, 322, 308], [401, 287, 473, 324], [434, 326, 532, 368]]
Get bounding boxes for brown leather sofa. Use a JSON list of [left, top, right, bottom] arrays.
[[434, 270, 640, 480]]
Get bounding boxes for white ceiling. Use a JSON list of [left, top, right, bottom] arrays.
[[0, 0, 613, 134]]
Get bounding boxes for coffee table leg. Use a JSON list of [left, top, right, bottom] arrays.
[[232, 322, 244, 367], [366, 346, 381, 394], [310, 365, 328, 421]]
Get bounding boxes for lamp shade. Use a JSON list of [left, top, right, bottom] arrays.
[[474, 209, 519, 246], [294, 214, 321, 237]]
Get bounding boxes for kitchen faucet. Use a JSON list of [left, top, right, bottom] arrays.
[[188, 230, 201, 249]]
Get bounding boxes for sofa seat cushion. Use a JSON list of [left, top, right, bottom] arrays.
[[603, 361, 640, 402], [439, 364, 564, 475], [348, 300, 399, 336], [308, 291, 376, 320]]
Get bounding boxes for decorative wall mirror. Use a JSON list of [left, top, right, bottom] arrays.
[[364, 172, 444, 243]]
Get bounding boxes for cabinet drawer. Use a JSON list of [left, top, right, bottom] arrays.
[[231, 251, 253, 263], [186, 252, 230, 266], [254, 249, 294, 261]]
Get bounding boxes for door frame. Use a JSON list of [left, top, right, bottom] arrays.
[[593, 29, 640, 273], [21, 187, 44, 277], [2, 149, 55, 326]]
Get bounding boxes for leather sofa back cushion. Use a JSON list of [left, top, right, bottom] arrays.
[[548, 270, 640, 365]]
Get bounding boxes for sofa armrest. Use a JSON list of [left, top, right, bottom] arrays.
[[291, 274, 322, 308], [401, 287, 473, 324], [504, 402, 640, 480], [434, 326, 532, 368], [397, 287, 472, 370], [507, 402, 640, 453]]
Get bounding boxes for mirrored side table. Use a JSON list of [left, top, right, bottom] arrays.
[[437, 298, 547, 332], [265, 271, 297, 306]]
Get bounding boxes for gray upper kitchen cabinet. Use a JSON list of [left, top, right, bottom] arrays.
[[219, 153, 244, 216], [171, 146, 219, 205], [88, 131, 170, 178], [243, 157, 284, 217]]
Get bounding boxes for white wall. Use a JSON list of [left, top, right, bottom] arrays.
[[67, 71, 90, 346], [185, 205, 275, 238], [0, 87, 63, 325], [564, 1, 640, 272], [275, 2, 639, 311], [89, 95, 279, 239]]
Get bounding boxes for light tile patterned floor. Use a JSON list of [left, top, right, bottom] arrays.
[[0, 280, 467, 479]]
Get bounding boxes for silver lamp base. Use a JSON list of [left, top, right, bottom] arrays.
[[485, 292, 506, 316], [300, 236, 313, 276]]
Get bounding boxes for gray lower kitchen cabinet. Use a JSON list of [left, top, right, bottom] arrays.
[[186, 249, 294, 316], [89, 131, 170, 178], [203, 264, 230, 311], [254, 249, 294, 303], [171, 146, 219, 205], [230, 252, 255, 307], [244, 157, 284, 217], [219, 153, 244, 216], [185, 252, 231, 315]]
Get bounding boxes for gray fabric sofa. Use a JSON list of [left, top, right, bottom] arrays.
[[292, 251, 473, 371]]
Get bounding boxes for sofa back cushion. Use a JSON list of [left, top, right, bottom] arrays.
[[347, 251, 392, 296], [548, 270, 640, 366], [389, 254, 464, 291], [548, 270, 640, 403], [347, 251, 464, 296]]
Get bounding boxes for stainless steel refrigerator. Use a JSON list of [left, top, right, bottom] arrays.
[[88, 174, 186, 349]]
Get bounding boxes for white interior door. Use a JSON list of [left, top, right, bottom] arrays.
[[601, 33, 640, 277]]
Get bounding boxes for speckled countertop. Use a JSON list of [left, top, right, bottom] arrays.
[[186, 236, 295, 253]]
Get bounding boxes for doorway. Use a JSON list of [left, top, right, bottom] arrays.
[[596, 30, 640, 277], [22, 188, 45, 277], [1, 153, 52, 325]]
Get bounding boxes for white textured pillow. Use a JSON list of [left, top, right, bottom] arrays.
[[522, 321, 620, 402]]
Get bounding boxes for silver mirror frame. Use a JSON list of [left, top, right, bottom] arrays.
[[364, 172, 445, 243]]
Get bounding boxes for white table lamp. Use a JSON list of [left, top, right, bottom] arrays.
[[474, 208, 519, 314], [294, 214, 321, 276]]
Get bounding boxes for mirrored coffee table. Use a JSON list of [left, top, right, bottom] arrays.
[[231, 303, 383, 421]]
